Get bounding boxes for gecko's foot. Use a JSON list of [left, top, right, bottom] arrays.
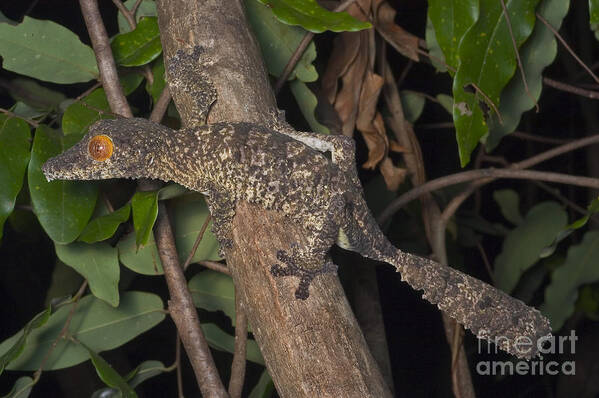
[[270, 248, 338, 300]]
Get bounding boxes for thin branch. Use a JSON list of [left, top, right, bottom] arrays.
[[155, 202, 228, 397], [273, 0, 357, 94], [149, 86, 172, 123], [183, 214, 212, 271], [501, 0, 538, 111], [536, 12, 599, 84], [531, 180, 589, 217], [543, 77, 599, 99], [378, 168, 599, 223], [511, 130, 572, 145], [0, 107, 39, 127], [34, 281, 88, 380], [198, 260, 231, 275], [476, 241, 495, 283], [111, 0, 137, 30], [79, 0, 133, 117], [228, 291, 248, 398], [175, 335, 184, 398], [438, 133, 599, 223], [514, 133, 599, 169]]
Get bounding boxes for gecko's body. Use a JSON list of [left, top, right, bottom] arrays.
[[42, 47, 551, 359]]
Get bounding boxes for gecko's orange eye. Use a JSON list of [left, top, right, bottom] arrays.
[[88, 135, 113, 161]]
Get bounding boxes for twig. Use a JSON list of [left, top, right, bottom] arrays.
[[501, 0, 538, 111], [511, 130, 571, 145], [111, 0, 137, 30], [175, 335, 184, 398], [0, 107, 39, 127], [198, 260, 231, 275], [543, 77, 599, 99], [273, 0, 358, 94], [149, 86, 172, 123], [378, 168, 599, 223], [183, 214, 212, 270], [536, 12, 599, 84], [79, 0, 133, 117], [438, 133, 599, 223], [80, 1, 225, 395], [34, 281, 88, 380], [228, 291, 247, 398], [476, 241, 495, 283], [155, 202, 228, 397], [531, 180, 589, 216], [513, 133, 599, 169]]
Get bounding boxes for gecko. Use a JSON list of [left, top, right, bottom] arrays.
[[42, 46, 551, 359]]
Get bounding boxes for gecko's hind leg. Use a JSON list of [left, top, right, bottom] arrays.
[[271, 244, 338, 300]]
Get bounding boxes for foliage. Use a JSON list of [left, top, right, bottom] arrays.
[[0, 0, 598, 396]]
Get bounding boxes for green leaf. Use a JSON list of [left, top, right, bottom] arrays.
[[257, 0, 371, 33], [428, 0, 478, 72], [6, 78, 67, 111], [1, 376, 34, 398], [126, 360, 168, 388], [567, 197, 599, 230], [55, 242, 120, 306], [0, 292, 165, 370], [425, 17, 447, 73], [436, 94, 453, 115], [119, 196, 220, 275], [289, 80, 329, 134], [486, 0, 570, 149], [157, 183, 189, 200], [248, 370, 274, 398], [494, 201, 567, 293], [145, 57, 166, 105], [189, 271, 235, 325], [493, 189, 523, 225], [542, 231, 599, 330], [131, 190, 159, 248], [79, 203, 131, 243], [44, 261, 84, 307], [0, 16, 98, 83], [62, 88, 112, 136], [201, 323, 264, 365], [81, 342, 137, 398], [590, 0, 599, 39], [246, 0, 318, 82], [539, 197, 599, 258], [399, 91, 426, 123], [0, 116, 30, 240], [0, 306, 51, 376], [117, 0, 157, 33], [112, 17, 162, 67], [452, 0, 541, 166], [28, 125, 98, 244]]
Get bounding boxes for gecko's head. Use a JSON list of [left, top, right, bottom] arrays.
[[42, 118, 169, 182]]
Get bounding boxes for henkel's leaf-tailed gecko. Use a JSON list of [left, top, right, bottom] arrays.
[[43, 47, 551, 359]]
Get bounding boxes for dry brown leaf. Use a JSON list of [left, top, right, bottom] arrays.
[[379, 157, 408, 191], [374, 1, 420, 61], [319, 0, 411, 190], [321, 33, 361, 105]]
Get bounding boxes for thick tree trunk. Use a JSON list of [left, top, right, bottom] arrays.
[[155, 0, 392, 396]]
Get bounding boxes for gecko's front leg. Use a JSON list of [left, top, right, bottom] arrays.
[[271, 244, 338, 300]]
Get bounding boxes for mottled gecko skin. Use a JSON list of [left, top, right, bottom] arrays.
[[42, 47, 551, 359]]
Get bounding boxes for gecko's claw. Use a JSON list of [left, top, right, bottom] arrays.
[[271, 248, 338, 300]]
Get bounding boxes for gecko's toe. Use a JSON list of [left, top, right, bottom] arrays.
[[270, 263, 292, 276]]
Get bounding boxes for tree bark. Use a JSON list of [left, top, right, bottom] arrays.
[[155, 0, 391, 396]]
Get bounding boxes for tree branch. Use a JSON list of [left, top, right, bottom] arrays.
[[79, 1, 225, 394], [228, 291, 247, 398], [79, 0, 132, 117], [379, 168, 599, 223]]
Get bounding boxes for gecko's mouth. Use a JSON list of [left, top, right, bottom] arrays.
[[41, 146, 86, 182]]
